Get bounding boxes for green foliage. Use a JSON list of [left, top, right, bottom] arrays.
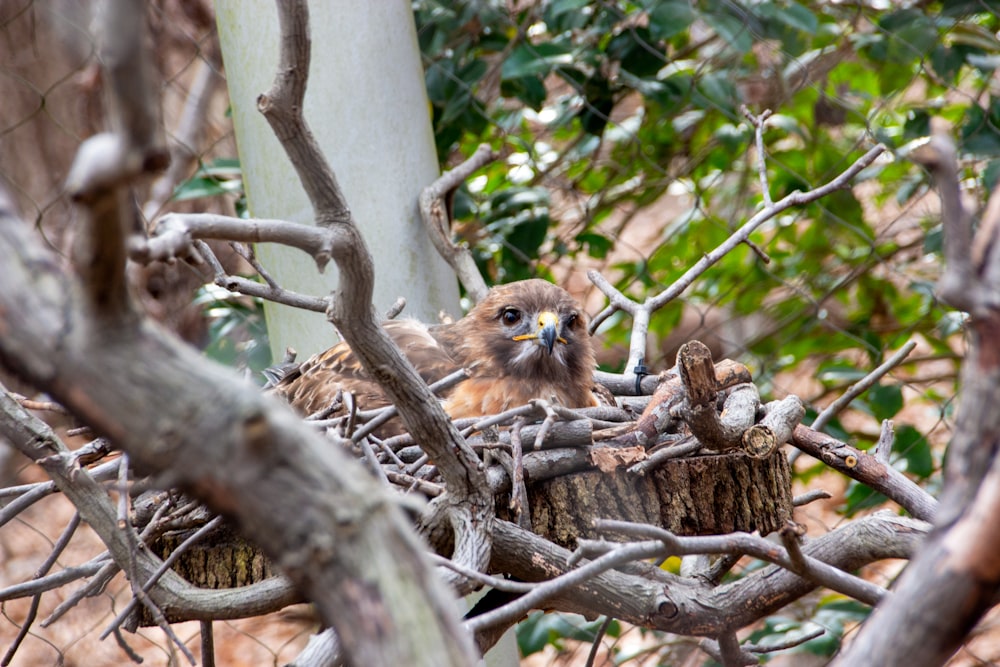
[[193, 285, 271, 378], [516, 611, 620, 657], [747, 597, 872, 660], [172, 158, 243, 201]]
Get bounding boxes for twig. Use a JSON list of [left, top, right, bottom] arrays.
[[359, 436, 389, 485], [509, 420, 530, 529], [349, 368, 468, 442], [812, 341, 917, 433], [138, 213, 338, 271], [791, 424, 937, 521], [113, 625, 145, 664], [742, 106, 774, 207], [874, 419, 895, 465], [700, 634, 756, 667], [585, 616, 616, 667], [384, 297, 407, 320], [911, 134, 980, 312], [627, 436, 700, 475], [0, 556, 108, 602], [101, 515, 225, 650], [384, 471, 443, 497], [744, 626, 825, 653], [142, 57, 219, 222], [117, 453, 131, 529], [465, 402, 547, 434], [42, 560, 120, 627], [1, 512, 81, 666], [428, 554, 534, 593], [11, 394, 66, 413], [793, 489, 832, 507], [0, 483, 55, 528], [717, 630, 755, 667], [201, 620, 215, 667]]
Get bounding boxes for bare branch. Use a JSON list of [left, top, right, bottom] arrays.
[[912, 134, 978, 312], [142, 59, 220, 222], [742, 106, 774, 207], [136, 213, 340, 271], [0, 386, 301, 622], [812, 340, 917, 433], [792, 424, 937, 521], [419, 144, 497, 303], [101, 515, 226, 641]]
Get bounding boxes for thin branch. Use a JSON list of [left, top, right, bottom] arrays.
[[793, 489, 833, 507], [428, 554, 534, 593], [874, 419, 895, 465], [812, 341, 917, 433], [1, 512, 81, 666], [200, 620, 216, 667], [142, 57, 220, 222], [42, 560, 120, 627], [792, 424, 938, 522], [742, 106, 774, 207], [418, 144, 497, 303], [136, 213, 340, 272]]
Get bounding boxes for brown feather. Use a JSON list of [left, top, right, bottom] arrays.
[[270, 279, 599, 433]]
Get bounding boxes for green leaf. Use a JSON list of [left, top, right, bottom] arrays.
[[576, 232, 613, 259], [172, 176, 242, 201], [502, 41, 575, 80], [516, 612, 619, 657], [843, 480, 888, 516], [893, 424, 934, 478], [647, 0, 696, 41], [703, 10, 753, 53], [759, 1, 818, 36]]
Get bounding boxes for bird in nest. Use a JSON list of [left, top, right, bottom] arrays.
[[268, 279, 603, 434]]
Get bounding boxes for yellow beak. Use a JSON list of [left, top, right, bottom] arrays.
[[512, 311, 567, 354]]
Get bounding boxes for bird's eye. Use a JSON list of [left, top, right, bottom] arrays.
[[501, 308, 522, 326], [565, 313, 579, 327]]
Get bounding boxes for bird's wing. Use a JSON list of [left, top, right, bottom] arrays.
[[270, 319, 460, 417]]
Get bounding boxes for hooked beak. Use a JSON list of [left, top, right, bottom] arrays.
[[512, 311, 567, 354], [537, 311, 559, 354]]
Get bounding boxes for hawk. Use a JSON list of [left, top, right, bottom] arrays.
[[270, 279, 600, 432]]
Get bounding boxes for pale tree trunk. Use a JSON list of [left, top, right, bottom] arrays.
[[215, 0, 461, 359]]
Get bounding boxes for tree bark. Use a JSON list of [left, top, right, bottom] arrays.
[[511, 450, 792, 549]]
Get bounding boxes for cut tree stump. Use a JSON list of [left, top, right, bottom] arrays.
[[502, 449, 793, 549]]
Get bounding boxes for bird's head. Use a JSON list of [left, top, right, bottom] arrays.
[[443, 279, 596, 383]]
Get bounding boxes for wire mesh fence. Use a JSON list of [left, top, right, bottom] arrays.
[[1, 0, 996, 665]]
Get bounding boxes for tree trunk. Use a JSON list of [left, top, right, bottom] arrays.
[[215, 0, 460, 360]]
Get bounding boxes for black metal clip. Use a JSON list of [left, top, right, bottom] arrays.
[[633, 358, 649, 395]]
